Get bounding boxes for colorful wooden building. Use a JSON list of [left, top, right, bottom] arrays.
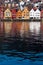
[[29, 9, 34, 19], [8, 3, 11, 8], [22, 6, 30, 19], [11, 9, 16, 19], [34, 9, 41, 19], [0, 7, 4, 19], [4, 8, 12, 19], [4, 3, 8, 7], [30, 8, 41, 19], [41, 10, 43, 18], [16, 9, 22, 19], [12, 3, 14, 7]]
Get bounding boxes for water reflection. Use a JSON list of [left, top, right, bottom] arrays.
[[0, 21, 43, 65], [0, 21, 43, 37], [29, 22, 40, 35]]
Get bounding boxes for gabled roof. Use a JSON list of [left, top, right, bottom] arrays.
[[30, 8, 34, 12], [35, 9, 40, 13], [4, 8, 11, 13]]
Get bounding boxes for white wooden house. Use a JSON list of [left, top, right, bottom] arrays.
[[29, 8, 41, 19], [34, 9, 40, 19], [29, 9, 35, 19]]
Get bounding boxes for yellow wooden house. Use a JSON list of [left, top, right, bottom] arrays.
[[22, 7, 30, 19], [4, 8, 12, 19]]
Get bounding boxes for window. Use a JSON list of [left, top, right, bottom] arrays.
[[6, 12, 10, 17]]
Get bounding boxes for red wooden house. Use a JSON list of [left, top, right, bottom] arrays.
[[0, 7, 4, 19], [11, 9, 16, 19], [41, 10, 43, 18]]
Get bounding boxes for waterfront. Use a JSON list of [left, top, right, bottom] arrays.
[[0, 20, 42, 37]]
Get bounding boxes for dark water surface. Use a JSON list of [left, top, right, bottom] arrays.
[[0, 40, 43, 65]]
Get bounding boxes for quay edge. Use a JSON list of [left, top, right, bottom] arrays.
[[0, 19, 42, 22]]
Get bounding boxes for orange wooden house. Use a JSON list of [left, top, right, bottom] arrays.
[[16, 9, 22, 19], [22, 6, 30, 19]]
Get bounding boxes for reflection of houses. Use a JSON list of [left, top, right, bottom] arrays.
[[0, 22, 4, 36], [20, 22, 29, 37], [4, 22, 12, 36], [4, 8, 12, 19], [10, 22, 17, 37], [22, 7, 30, 19], [29, 22, 40, 35], [40, 22, 43, 35]]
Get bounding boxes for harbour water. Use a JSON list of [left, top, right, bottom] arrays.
[[0, 20, 43, 65], [0, 41, 43, 65]]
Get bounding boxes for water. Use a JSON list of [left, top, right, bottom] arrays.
[[0, 40, 43, 65], [0, 20, 43, 65], [0, 50, 43, 65]]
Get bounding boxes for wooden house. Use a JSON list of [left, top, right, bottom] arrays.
[[34, 9, 41, 19], [29, 9, 34, 19], [16, 9, 22, 19], [0, 7, 4, 19], [8, 3, 11, 8], [11, 9, 16, 19], [12, 3, 14, 7], [30, 8, 41, 19], [4, 8, 12, 19], [4, 4, 8, 7], [41, 10, 43, 18], [22, 7, 30, 19]]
